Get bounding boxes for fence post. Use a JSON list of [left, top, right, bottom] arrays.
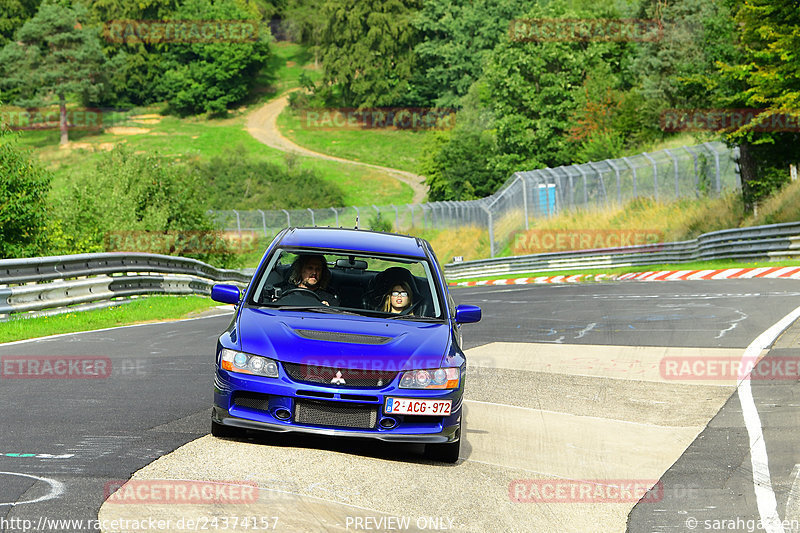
[[587, 162, 608, 204], [481, 203, 495, 257], [683, 146, 699, 197], [663, 148, 680, 198], [353, 206, 360, 228], [573, 165, 589, 206], [281, 209, 290, 228], [330, 207, 339, 227], [307, 208, 315, 226], [622, 157, 638, 197], [390, 204, 399, 229], [642, 152, 659, 201], [702, 142, 722, 193], [257, 209, 267, 237], [407, 204, 415, 228], [233, 209, 242, 236], [604, 159, 622, 204]]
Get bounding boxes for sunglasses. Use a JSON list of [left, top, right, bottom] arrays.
[[391, 291, 409, 297]]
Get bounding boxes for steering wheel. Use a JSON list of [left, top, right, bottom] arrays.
[[277, 287, 326, 303], [398, 300, 421, 316]]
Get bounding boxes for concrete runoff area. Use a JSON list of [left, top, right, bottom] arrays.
[[99, 342, 743, 532]]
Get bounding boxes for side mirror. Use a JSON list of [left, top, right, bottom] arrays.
[[211, 284, 240, 305], [455, 304, 481, 324]]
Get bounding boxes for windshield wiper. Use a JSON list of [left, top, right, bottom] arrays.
[[274, 305, 360, 315]]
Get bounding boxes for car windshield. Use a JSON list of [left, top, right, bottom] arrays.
[[247, 248, 444, 319]]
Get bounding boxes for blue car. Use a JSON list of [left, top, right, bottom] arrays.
[[210, 227, 481, 462]]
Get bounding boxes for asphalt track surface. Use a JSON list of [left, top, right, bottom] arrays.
[[2, 279, 800, 532]]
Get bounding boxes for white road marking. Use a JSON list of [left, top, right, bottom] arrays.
[[736, 303, 800, 533], [784, 465, 800, 522], [0, 472, 65, 506], [0, 312, 234, 347]]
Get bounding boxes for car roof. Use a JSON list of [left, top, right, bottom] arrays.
[[277, 227, 429, 259]]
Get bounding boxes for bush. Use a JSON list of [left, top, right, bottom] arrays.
[[0, 128, 52, 258], [51, 145, 238, 267], [190, 146, 345, 209]]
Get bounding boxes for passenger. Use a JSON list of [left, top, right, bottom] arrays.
[[278, 254, 339, 306], [382, 281, 414, 315]]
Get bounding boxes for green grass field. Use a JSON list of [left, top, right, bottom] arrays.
[[277, 107, 429, 174], [14, 42, 414, 207], [0, 295, 222, 343]]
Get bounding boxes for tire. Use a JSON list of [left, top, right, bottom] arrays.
[[211, 419, 239, 439], [424, 423, 461, 463]]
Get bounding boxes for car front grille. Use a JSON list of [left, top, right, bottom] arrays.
[[282, 363, 397, 388], [233, 392, 270, 412], [294, 400, 377, 429]]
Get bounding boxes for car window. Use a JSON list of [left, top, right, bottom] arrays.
[[247, 248, 443, 319]]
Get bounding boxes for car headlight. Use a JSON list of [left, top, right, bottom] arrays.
[[398, 367, 460, 389], [220, 349, 279, 378]]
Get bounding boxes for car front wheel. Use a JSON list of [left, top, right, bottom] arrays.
[[424, 423, 461, 463]]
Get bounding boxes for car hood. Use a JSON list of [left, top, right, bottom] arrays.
[[237, 307, 451, 371]]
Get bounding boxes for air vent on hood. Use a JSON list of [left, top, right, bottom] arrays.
[[293, 329, 391, 345]]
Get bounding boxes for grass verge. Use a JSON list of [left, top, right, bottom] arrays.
[[0, 295, 222, 344]]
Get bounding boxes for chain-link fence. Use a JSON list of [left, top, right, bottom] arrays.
[[211, 141, 740, 257]]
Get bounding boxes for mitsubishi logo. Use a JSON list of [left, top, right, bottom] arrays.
[[331, 370, 346, 385]]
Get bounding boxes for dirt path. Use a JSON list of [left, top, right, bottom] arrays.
[[245, 92, 428, 204]]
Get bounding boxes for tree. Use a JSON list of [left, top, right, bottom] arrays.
[[318, 0, 421, 107], [0, 0, 40, 46], [156, 0, 272, 115], [0, 118, 52, 259], [411, 0, 529, 107], [0, 0, 107, 145], [713, 0, 800, 207]]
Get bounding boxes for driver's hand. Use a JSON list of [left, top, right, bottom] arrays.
[[321, 301, 330, 306]]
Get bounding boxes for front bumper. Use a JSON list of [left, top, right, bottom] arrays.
[[213, 368, 463, 444], [212, 406, 460, 443]]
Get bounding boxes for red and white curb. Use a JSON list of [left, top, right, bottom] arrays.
[[448, 266, 800, 287]]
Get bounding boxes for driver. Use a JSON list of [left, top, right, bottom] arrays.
[[277, 254, 339, 306]]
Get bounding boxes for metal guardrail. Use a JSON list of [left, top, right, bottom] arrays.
[[443, 222, 800, 279], [0, 253, 251, 320]]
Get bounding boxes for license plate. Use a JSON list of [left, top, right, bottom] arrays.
[[384, 397, 451, 416]]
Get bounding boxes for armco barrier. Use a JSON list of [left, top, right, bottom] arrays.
[[443, 222, 800, 279], [0, 253, 251, 320]]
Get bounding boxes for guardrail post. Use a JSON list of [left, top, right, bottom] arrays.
[[281, 209, 290, 228], [703, 142, 722, 193], [642, 152, 659, 201], [256, 209, 267, 237]]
